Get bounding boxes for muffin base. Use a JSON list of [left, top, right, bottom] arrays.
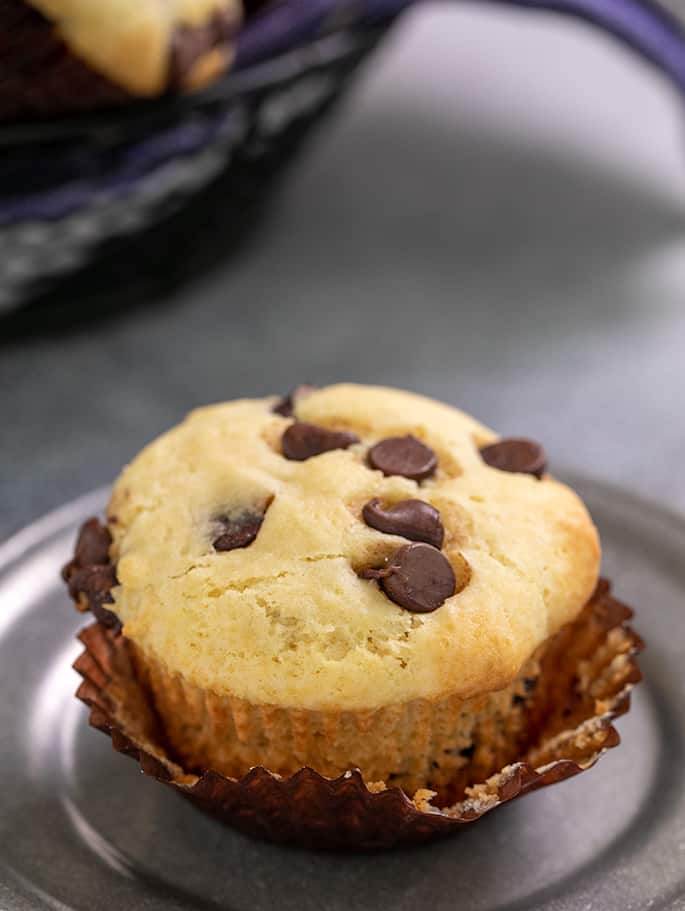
[[74, 579, 642, 849], [130, 639, 545, 801]]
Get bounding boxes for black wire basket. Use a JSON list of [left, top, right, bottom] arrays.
[[1, 0, 684, 312]]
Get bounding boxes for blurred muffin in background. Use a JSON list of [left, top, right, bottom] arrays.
[[0, 0, 243, 121]]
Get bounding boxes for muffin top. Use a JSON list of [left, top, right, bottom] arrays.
[[105, 384, 600, 711], [27, 0, 240, 94]]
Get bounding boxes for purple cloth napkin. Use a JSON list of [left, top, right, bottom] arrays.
[[236, 0, 685, 90]]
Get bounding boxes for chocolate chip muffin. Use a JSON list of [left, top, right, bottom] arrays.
[[64, 384, 604, 803], [0, 0, 242, 121]]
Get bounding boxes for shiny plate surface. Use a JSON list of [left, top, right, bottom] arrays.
[[0, 477, 683, 911]]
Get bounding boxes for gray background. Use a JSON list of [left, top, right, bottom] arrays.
[[2, 1, 685, 541]]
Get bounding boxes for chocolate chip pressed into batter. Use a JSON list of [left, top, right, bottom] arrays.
[[213, 509, 267, 551], [368, 436, 437, 481], [362, 498, 445, 549], [479, 438, 547, 479], [360, 542, 456, 613], [282, 422, 359, 461]]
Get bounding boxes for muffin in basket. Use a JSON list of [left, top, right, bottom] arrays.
[[0, 0, 242, 121], [64, 383, 642, 849]]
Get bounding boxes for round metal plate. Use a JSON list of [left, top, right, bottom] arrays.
[[0, 478, 683, 911]]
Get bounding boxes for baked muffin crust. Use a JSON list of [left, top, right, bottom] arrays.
[[106, 384, 600, 712]]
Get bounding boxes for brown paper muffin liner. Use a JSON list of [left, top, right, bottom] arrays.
[[73, 579, 642, 850], [128, 640, 552, 800]]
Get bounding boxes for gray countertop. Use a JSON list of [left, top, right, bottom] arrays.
[[2, 2, 685, 541]]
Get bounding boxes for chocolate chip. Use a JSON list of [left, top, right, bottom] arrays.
[[282, 422, 359, 461], [68, 563, 116, 605], [74, 517, 112, 567], [362, 498, 445, 549], [62, 517, 112, 583], [62, 517, 120, 629], [272, 385, 317, 417], [368, 436, 437, 481], [360, 543, 456, 613], [213, 511, 265, 552], [68, 564, 120, 629], [479, 438, 547, 479]]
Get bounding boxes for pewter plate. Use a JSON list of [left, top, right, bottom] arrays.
[[0, 478, 683, 911]]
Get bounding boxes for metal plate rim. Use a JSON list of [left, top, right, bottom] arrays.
[[1, 475, 684, 911]]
